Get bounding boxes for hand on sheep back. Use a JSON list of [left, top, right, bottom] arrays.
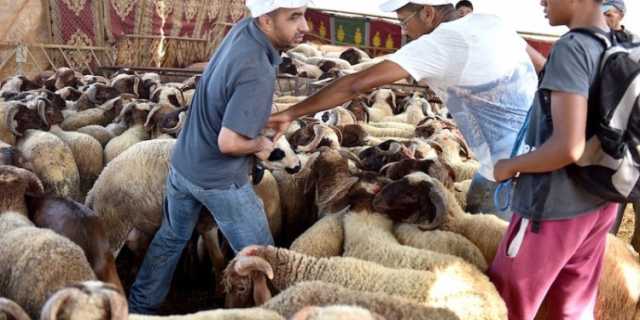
[[342, 212, 505, 320], [289, 212, 345, 257], [223, 245, 507, 320], [393, 223, 488, 271], [289, 305, 384, 320], [16, 129, 81, 201], [0, 227, 96, 319], [263, 281, 458, 320]]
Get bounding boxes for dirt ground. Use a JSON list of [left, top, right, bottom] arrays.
[[618, 204, 636, 244]]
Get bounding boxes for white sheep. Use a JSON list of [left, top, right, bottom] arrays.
[[367, 89, 396, 122]]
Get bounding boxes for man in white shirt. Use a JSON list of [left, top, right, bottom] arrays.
[[269, 0, 540, 219]]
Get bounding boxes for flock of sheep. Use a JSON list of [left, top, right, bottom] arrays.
[[0, 42, 639, 320]]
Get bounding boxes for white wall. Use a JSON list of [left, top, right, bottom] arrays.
[[313, 0, 639, 36]]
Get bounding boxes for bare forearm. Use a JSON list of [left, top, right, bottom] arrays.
[[526, 44, 547, 74], [283, 74, 364, 119], [510, 136, 583, 174], [218, 127, 266, 156]]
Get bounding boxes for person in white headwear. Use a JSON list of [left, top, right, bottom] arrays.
[[128, 0, 311, 314], [268, 0, 543, 220]]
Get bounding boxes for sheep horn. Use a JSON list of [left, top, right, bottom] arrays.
[[0, 298, 30, 320], [114, 102, 136, 123], [233, 256, 274, 280], [36, 99, 49, 128], [162, 111, 186, 134], [452, 135, 472, 159], [144, 104, 164, 130], [5, 103, 23, 137], [379, 141, 402, 155], [296, 124, 325, 153], [95, 283, 129, 320], [40, 287, 83, 320], [418, 181, 448, 231], [252, 272, 272, 306]]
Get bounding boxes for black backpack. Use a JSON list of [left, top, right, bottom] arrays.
[[567, 28, 640, 202]]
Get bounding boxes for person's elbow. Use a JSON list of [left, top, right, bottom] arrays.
[[218, 128, 240, 155], [562, 139, 586, 164]]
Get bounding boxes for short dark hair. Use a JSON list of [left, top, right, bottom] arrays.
[[455, 0, 473, 10]]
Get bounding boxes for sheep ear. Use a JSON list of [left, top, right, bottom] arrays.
[[40, 287, 81, 320], [0, 298, 30, 320], [252, 272, 272, 306], [99, 283, 129, 319], [417, 180, 447, 231]]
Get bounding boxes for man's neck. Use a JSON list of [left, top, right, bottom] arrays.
[[567, 7, 609, 30]]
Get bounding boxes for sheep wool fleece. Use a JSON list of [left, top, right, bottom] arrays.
[[488, 203, 618, 320]]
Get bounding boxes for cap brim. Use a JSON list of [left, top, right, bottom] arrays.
[[601, 5, 615, 12], [379, 0, 407, 12]]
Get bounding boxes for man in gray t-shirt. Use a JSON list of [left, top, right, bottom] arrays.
[[128, 1, 311, 314]]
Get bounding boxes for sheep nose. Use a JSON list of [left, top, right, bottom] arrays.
[[286, 164, 301, 174]]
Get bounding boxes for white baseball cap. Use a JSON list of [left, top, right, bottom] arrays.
[[246, 0, 314, 18], [379, 0, 454, 12]]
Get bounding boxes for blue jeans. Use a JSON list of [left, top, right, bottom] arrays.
[[128, 167, 274, 314], [466, 172, 513, 221]]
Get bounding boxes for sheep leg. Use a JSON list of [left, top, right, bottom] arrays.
[[92, 252, 125, 294], [125, 228, 153, 276]]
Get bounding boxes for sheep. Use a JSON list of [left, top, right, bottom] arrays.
[[77, 125, 115, 147], [357, 140, 414, 172], [0, 75, 42, 97], [0, 102, 17, 145], [382, 96, 430, 126], [288, 123, 341, 153], [110, 73, 143, 97], [88, 136, 301, 255], [428, 132, 479, 181], [223, 245, 507, 320], [60, 95, 133, 131], [151, 85, 186, 109], [372, 171, 506, 264], [453, 179, 472, 209], [290, 305, 384, 320], [393, 223, 488, 271], [315, 106, 358, 127], [49, 125, 104, 197], [103, 100, 153, 163], [16, 129, 82, 201], [305, 57, 352, 71], [39, 281, 127, 320], [28, 195, 124, 292], [289, 212, 345, 257], [55, 86, 83, 101], [0, 297, 30, 320], [366, 89, 396, 122], [358, 123, 415, 139], [3, 101, 49, 138], [0, 140, 31, 169], [81, 74, 110, 86], [288, 43, 321, 58], [46, 67, 81, 91], [264, 281, 458, 320], [373, 172, 640, 320], [339, 47, 371, 66], [380, 158, 455, 187], [38, 282, 282, 320], [341, 212, 504, 320], [0, 167, 95, 319], [72, 83, 121, 111]]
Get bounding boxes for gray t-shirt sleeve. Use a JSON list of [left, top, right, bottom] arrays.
[[540, 34, 599, 98], [221, 71, 273, 139]]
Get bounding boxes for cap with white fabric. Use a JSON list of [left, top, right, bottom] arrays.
[[379, 0, 454, 12], [601, 0, 626, 14], [246, 0, 314, 18]]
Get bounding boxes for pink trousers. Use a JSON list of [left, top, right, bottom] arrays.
[[488, 203, 618, 320]]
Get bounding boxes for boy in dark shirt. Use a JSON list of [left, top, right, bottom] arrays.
[[489, 0, 618, 319]]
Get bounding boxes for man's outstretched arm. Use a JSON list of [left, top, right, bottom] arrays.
[[268, 61, 410, 135]]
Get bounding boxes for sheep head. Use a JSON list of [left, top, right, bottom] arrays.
[[344, 97, 370, 123], [52, 67, 79, 90], [151, 86, 186, 109], [159, 109, 187, 136], [115, 100, 154, 127], [84, 84, 121, 107], [316, 107, 357, 127], [0, 297, 30, 320], [339, 48, 364, 66], [260, 132, 302, 175], [381, 158, 456, 188], [368, 89, 396, 111], [304, 148, 362, 213], [358, 140, 414, 172], [372, 172, 448, 230], [0, 165, 44, 216], [279, 56, 298, 76], [4, 101, 49, 136], [40, 281, 127, 320], [290, 123, 341, 153], [223, 245, 274, 308]]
